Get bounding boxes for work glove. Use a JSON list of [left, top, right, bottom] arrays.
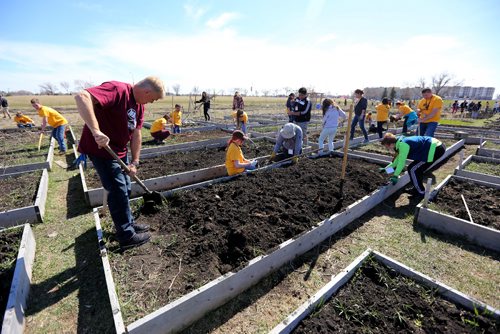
[[378, 167, 386, 174], [269, 152, 277, 162], [390, 175, 399, 185], [292, 156, 299, 165]]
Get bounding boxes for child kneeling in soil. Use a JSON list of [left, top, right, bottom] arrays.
[[380, 133, 446, 196], [150, 114, 171, 144], [14, 112, 35, 128], [225, 130, 257, 176], [316, 99, 346, 155], [233, 109, 249, 134]]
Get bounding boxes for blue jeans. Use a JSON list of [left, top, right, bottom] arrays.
[[350, 114, 368, 140], [241, 123, 247, 134], [17, 123, 34, 128], [52, 124, 67, 152], [173, 125, 181, 134], [90, 155, 135, 242], [419, 122, 438, 137]]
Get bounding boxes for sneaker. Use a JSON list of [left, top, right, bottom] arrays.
[[133, 223, 150, 233], [58, 150, 67, 155], [120, 232, 151, 250]]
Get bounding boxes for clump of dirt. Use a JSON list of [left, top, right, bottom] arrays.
[[142, 130, 230, 147], [433, 178, 500, 230], [0, 227, 23, 324], [293, 258, 499, 333], [106, 155, 388, 323], [0, 171, 41, 211], [85, 141, 275, 188]]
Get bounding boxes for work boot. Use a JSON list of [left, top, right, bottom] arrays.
[[120, 232, 151, 250], [133, 223, 150, 233]]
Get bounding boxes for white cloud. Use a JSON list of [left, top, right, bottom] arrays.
[[184, 3, 207, 20], [315, 33, 337, 44], [206, 12, 239, 29]]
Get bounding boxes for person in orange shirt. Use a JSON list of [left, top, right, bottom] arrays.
[[375, 98, 390, 138], [417, 88, 443, 137], [31, 98, 68, 153], [150, 114, 170, 144], [14, 112, 35, 128], [232, 109, 249, 134], [225, 130, 257, 176], [170, 104, 182, 134]]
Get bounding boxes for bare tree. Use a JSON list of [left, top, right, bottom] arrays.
[[262, 90, 270, 97], [431, 72, 454, 96], [273, 89, 280, 97], [192, 86, 199, 95], [172, 84, 181, 96], [60, 81, 70, 94], [74, 80, 94, 91], [242, 88, 248, 96], [39, 82, 58, 95], [417, 77, 427, 89]]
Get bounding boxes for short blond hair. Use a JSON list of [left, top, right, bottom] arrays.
[[136, 76, 165, 97]]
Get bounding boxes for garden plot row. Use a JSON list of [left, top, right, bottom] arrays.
[[0, 129, 55, 175], [271, 249, 499, 333], [415, 174, 500, 252], [0, 224, 36, 334], [95, 143, 462, 334], [438, 125, 500, 138], [477, 140, 500, 158], [455, 153, 500, 184], [80, 137, 276, 207], [0, 169, 49, 228]]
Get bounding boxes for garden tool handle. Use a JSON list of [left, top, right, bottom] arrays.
[[103, 144, 152, 194]]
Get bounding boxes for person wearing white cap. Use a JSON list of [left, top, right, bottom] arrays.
[[269, 122, 303, 164]]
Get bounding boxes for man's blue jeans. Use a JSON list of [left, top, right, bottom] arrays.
[[419, 122, 438, 137], [90, 155, 135, 242], [52, 124, 67, 152], [350, 114, 368, 140]]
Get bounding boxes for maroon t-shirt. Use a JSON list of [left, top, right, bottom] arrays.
[[78, 81, 144, 159]]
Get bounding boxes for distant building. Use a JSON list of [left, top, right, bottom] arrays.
[[442, 86, 495, 100]]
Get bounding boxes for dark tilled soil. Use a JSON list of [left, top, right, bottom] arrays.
[[434, 178, 500, 230], [0, 131, 51, 165], [106, 156, 387, 323], [293, 258, 498, 333], [142, 130, 230, 147], [0, 227, 23, 324], [85, 141, 275, 188], [0, 172, 41, 211]]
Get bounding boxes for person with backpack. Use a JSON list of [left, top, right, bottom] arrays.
[[316, 98, 346, 155]]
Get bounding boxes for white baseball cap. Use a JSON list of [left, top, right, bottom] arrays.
[[280, 123, 296, 139]]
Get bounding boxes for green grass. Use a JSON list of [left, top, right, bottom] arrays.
[[465, 161, 500, 176], [439, 113, 500, 127], [483, 141, 500, 150]]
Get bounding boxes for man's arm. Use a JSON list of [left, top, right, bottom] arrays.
[[130, 128, 142, 164], [274, 135, 284, 153], [40, 117, 47, 132], [421, 107, 440, 122], [294, 127, 303, 155], [75, 90, 109, 148]]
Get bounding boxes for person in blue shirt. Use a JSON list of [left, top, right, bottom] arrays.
[[380, 133, 446, 196]]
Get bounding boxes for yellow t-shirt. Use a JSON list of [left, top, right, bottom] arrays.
[[38, 106, 67, 127], [232, 111, 248, 123], [375, 104, 390, 121], [398, 104, 413, 116], [225, 142, 245, 176], [418, 94, 443, 123], [151, 117, 167, 133], [14, 115, 34, 124], [172, 110, 182, 126]]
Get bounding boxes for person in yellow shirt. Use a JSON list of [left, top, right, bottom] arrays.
[[232, 109, 249, 133], [225, 130, 257, 176], [14, 112, 35, 128], [31, 98, 68, 153], [375, 98, 390, 138], [417, 88, 443, 137], [150, 114, 171, 144], [395, 101, 418, 134], [170, 104, 182, 134]]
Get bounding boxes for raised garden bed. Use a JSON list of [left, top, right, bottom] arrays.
[[1, 224, 36, 334], [455, 154, 500, 184], [0, 130, 55, 175], [416, 175, 500, 252], [352, 138, 459, 159], [141, 129, 230, 148], [81, 137, 276, 206], [477, 141, 500, 158], [0, 170, 49, 228], [96, 153, 416, 333], [271, 249, 499, 333]]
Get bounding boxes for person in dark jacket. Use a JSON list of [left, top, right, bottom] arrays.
[[288, 87, 311, 146], [0, 95, 11, 119], [286, 93, 296, 122], [380, 133, 446, 196], [349, 89, 369, 143], [195, 91, 211, 121]]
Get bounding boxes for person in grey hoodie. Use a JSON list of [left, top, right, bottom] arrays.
[[317, 98, 346, 154]]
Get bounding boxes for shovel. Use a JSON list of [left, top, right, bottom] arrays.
[[37, 133, 44, 151], [103, 144, 166, 213]]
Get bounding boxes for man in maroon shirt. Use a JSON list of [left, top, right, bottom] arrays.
[[76, 76, 164, 250]]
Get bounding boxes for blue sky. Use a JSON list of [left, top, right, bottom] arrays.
[[1, 0, 499, 96]]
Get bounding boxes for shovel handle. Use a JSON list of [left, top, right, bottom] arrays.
[[37, 133, 44, 151], [103, 144, 151, 194]]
